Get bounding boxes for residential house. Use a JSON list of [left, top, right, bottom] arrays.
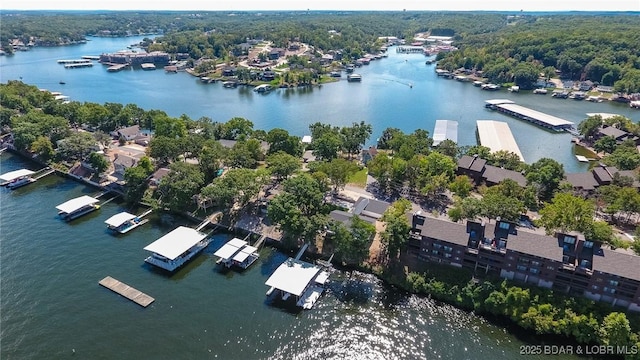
[[361, 146, 378, 165], [149, 167, 170, 186], [114, 125, 141, 141], [269, 48, 285, 60], [222, 66, 237, 77], [113, 153, 141, 176], [330, 197, 390, 226], [456, 155, 526, 187], [564, 164, 640, 194], [595, 125, 638, 145]]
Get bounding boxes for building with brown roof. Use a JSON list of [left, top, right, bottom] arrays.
[[409, 212, 640, 312], [564, 164, 639, 194], [456, 155, 526, 187]]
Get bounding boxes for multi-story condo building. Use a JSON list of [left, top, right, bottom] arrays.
[[408, 212, 640, 312]]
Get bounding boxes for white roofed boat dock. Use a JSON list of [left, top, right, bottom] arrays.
[[56, 195, 100, 221], [1, 169, 35, 189], [432, 120, 458, 146], [476, 120, 525, 162], [265, 257, 330, 309], [105, 209, 152, 234], [213, 237, 260, 269], [143, 226, 210, 272], [485, 99, 574, 132]]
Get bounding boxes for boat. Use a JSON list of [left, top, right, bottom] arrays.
[[586, 95, 603, 103], [222, 81, 237, 88], [0, 169, 36, 189], [265, 257, 330, 309], [345, 64, 355, 73], [143, 226, 210, 272], [481, 83, 500, 91], [425, 59, 436, 65], [347, 73, 362, 82], [104, 211, 149, 234], [551, 90, 569, 98], [56, 195, 100, 221], [508, 85, 520, 93], [253, 84, 273, 92], [473, 80, 484, 87], [329, 71, 341, 78], [630, 101, 640, 109], [59, 81, 66, 85], [569, 91, 586, 100], [533, 88, 548, 95]]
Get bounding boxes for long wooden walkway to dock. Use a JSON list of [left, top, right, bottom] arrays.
[[99, 276, 155, 307], [33, 168, 55, 180]]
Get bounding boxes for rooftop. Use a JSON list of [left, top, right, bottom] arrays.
[[495, 103, 574, 128], [433, 120, 459, 146], [265, 258, 322, 297], [213, 238, 248, 260], [56, 195, 99, 214], [592, 249, 640, 282], [104, 212, 136, 227], [482, 165, 527, 187], [143, 226, 207, 260], [0, 169, 35, 182], [476, 120, 524, 162]]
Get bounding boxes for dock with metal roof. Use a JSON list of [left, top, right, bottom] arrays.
[[476, 120, 525, 162], [99, 276, 154, 307], [432, 120, 458, 146], [143, 226, 210, 272], [213, 238, 259, 269], [485, 99, 574, 131]]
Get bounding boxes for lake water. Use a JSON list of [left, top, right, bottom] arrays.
[[0, 153, 577, 359], [1, 35, 638, 173]]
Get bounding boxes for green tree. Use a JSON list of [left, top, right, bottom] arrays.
[[148, 136, 181, 164], [603, 146, 640, 170], [593, 136, 617, 154], [266, 128, 302, 156], [222, 117, 254, 140], [266, 151, 300, 181], [199, 140, 226, 183], [158, 162, 204, 211], [153, 113, 187, 139], [449, 175, 473, 198], [312, 132, 343, 161], [577, 115, 602, 141], [380, 198, 411, 259], [599, 312, 633, 348], [583, 221, 614, 245], [332, 215, 376, 265], [538, 193, 595, 235], [525, 158, 564, 201], [124, 165, 152, 204], [57, 131, 96, 160], [88, 152, 109, 175], [480, 191, 525, 222], [340, 121, 373, 159], [434, 139, 459, 158], [314, 158, 359, 192], [30, 135, 54, 161]]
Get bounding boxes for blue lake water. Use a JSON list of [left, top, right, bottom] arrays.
[[1, 35, 638, 173]]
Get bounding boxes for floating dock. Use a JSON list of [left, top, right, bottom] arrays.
[[64, 62, 93, 69], [476, 120, 525, 162], [99, 276, 154, 307], [432, 120, 458, 146], [485, 99, 574, 132], [57, 59, 93, 64]]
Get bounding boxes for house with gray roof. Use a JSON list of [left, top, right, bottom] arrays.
[[409, 212, 640, 312], [456, 155, 526, 187]]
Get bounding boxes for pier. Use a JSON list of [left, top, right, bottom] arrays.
[[485, 99, 574, 132], [64, 62, 93, 69], [476, 120, 525, 162], [57, 59, 93, 64], [396, 46, 425, 54], [107, 64, 130, 72], [432, 120, 458, 146], [99, 276, 155, 307]]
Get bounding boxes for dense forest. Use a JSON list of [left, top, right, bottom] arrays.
[[3, 11, 639, 91]]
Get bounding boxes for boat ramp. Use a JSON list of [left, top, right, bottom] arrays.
[[99, 276, 154, 307], [104, 209, 152, 234], [432, 120, 458, 146], [143, 226, 210, 272], [485, 99, 574, 132], [476, 120, 525, 162]]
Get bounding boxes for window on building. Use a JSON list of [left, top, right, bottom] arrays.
[[444, 253, 452, 258], [547, 266, 556, 271], [517, 265, 527, 272], [564, 235, 576, 244], [584, 241, 594, 248], [443, 246, 453, 252], [530, 268, 540, 274], [433, 243, 442, 250], [432, 250, 439, 255], [498, 221, 510, 230], [609, 280, 619, 287], [531, 261, 541, 267], [592, 285, 598, 290]]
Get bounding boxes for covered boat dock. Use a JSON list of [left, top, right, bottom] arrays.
[[485, 99, 574, 131], [0, 169, 35, 188], [265, 258, 329, 309], [476, 120, 525, 162], [213, 238, 259, 269], [105, 210, 151, 234], [143, 226, 209, 272], [432, 120, 458, 146], [56, 195, 100, 221]]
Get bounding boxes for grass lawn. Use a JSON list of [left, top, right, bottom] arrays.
[[348, 168, 368, 187]]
